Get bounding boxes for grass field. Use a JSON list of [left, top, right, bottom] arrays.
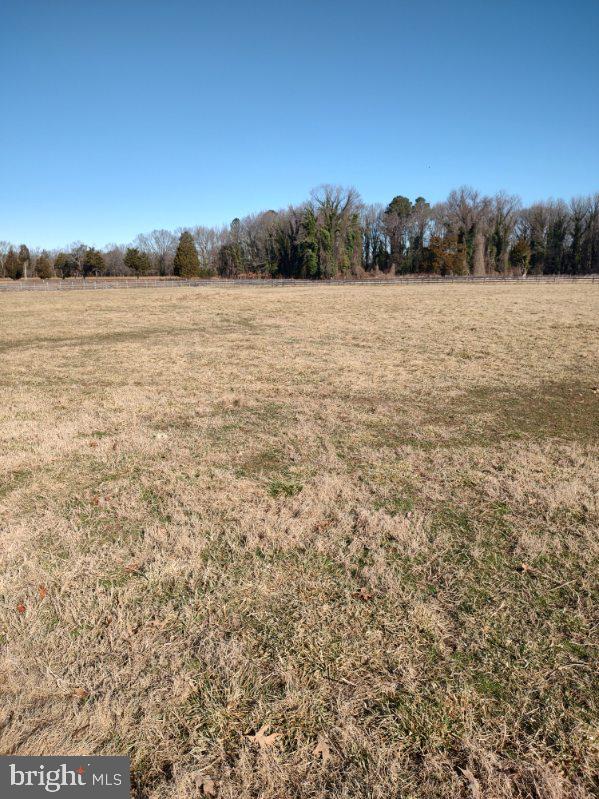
[[0, 283, 598, 799]]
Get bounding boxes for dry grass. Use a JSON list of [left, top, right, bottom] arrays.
[[0, 283, 598, 799]]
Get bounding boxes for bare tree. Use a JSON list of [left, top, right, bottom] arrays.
[[582, 194, 599, 273], [519, 203, 550, 274], [0, 241, 12, 278], [406, 198, 432, 272], [545, 200, 570, 274], [190, 225, 227, 274], [361, 204, 388, 271], [568, 196, 590, 274], [103, 244, 127, 275], [135, 229, 177, 275], [490, 192, 521, 273], [309, 185, 363, 277], [445, 187, 491, 275]]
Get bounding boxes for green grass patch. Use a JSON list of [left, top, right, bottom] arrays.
[[268, 479, 303, 498]]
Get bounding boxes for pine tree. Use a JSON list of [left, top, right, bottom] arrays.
[[173, 232, 200, 278], [54, 252, 77, 278], [5, 248, 22, 279], [82, 247, 105, 277], [35, 251, 53, 279], [124, 247, 151, 277]]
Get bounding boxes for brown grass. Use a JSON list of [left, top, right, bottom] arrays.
[[0, 283, 598, 798]]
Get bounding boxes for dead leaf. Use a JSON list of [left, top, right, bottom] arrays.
[[38, 585, 47, 600], [73, 688, 89, 700], [191, 773, 217, 796], [16, 602, 26, 614], [461, 768, 482, 799], [91, 496, 100, 506], [313, 735, 331, 765], [247, 723, 281, 749], [199, 778, 216, 796], [123, 562, 143, 574], [352, 587, 374, 601]]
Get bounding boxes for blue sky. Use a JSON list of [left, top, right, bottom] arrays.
[[1, 0, 598, 249]]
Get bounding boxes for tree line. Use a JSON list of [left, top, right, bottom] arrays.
[[1, 185, 598, 280]]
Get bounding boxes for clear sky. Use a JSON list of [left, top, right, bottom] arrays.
[[1, 0, 598, 249]]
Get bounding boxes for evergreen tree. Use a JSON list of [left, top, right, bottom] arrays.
[[82, 247, 105, 277], [217, 242, 243, 277], [5, 248, 22, 279], [300, 206, 319, 278], [509, 237, 531, 275], [427, 234, 467, 275], [173, 231, 201, 278], [136, 250, 151, 277], [54, 251, 77, 278], [384, 196, 412, 271], [124, 247, 151, 277], [346, 212, 363, 275], [35, 251, 53, 279]]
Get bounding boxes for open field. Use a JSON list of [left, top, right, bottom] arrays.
[[0, 283, 598, 798]]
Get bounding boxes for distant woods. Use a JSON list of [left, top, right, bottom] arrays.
[[2, 186, 598, 280]]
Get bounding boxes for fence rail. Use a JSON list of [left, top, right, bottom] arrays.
[[0, 274, 597, 293]]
